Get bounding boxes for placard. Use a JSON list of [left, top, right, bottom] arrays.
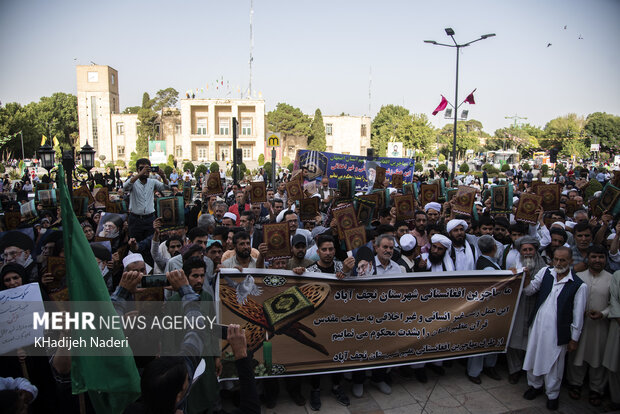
[[535, 183, 560, 211], [0, 283, 45, 354], [394, 194, 415, 220], [250, 181, 267, 203], [157, 196, 185, 230], [515, 193, 542, 224], [332, 204, 358, 239], [343, 226, 367, 251], [452, 186, 476, 216], [286, 180, 304, 202], [205, 172, 224, 196], [263, 222, 291, 259], [299, 197, 319, 221]]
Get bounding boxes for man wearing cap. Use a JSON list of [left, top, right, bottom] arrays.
[[287, 234, 313, 271], [123, 253, 152, 276], [446, 219, 477, 271], [221, 212, 237, 227], [123, 158, 169, 240], [424, 202, 441, 226], [1, 231, 37, 283], [397, 234, 418, 273]]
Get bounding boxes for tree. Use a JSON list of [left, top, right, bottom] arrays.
[[542, 113, 585, 150], [136, 107, 156, 157], [584, 112, 620, 149], [490, 125, 539, 153], [266, 103, 311, 136], [436, 123, 479, 160], [460, 162, 470, 173], [142, 92, 153, 110], [183, 161, 195, 173], [371, 105, 435, 157], [152, 88, 179, 112], [257, 153, 264, 166], [308, 108, 326, 151], [123, 106, 141, 114], [415, 162, 423, 172], [210, 162, 220, 173]]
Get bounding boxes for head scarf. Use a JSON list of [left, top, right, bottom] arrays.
[[424, 202, 441, 213]]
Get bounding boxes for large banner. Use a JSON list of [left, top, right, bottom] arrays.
[[294, 150, 415, 190], [218, 268, 524, 378]]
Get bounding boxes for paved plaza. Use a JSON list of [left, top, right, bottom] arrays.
[[223, 358, 619, 414]]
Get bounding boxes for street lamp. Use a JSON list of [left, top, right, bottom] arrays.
[[424, 28, 495, 179], [37, 139, 97, 194]]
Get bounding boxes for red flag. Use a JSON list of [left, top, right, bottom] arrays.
[[432, 96, 448, 115], [464, 89, 476, 104]]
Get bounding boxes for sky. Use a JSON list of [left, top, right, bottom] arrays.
[[1, 0, 619, 135]]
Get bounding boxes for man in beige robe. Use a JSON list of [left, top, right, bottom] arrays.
[[567, 245, 612, 405], [603, 269, 620, 410]]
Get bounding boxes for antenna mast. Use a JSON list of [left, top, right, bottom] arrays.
[[248, 0, 254, 99]]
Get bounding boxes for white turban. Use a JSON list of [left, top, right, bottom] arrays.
[[400, 234, 417, 251], [223, 212, 237, 222], [122, 253, 152, 274], [565, 221, 576, 229], [424, 202, 441, 213], [431, 234, 452, 250], [446, 219, 468, 233], [276, 204, 296, 223], [551, 221, 565, 230]]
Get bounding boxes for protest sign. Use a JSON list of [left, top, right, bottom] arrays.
[[218, 268, 524, 378], [0, 283, 45, 354]]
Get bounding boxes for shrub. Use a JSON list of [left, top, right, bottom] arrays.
[[183, 161, 195, 173], [195, 164, 207, 176], [460, 162, 470, 173], [210, 162, 220, 173], [258, 154, 265, 166], [438, 154, 446, 162], [164, 165, 173, 177], [555, 163, 566, 174], [585, 178, 603, 200], [158, 163, 167, 173], [115, 160, 126, 168], [95, 160, 101, 168], [264, 162, 272, 176], [167, 154, 175, 167], [521, 162, 531, 171], [415, 162, 424, 172], [482, 163, 499, 174], [500, 163, 510, 172], [0, 164, 6, 173], [437, 164, 448, 173], [287, 163, 294, 171], [541, 164, 549, 176]]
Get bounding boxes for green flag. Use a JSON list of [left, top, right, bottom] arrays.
[[57, 165, 141, 413]]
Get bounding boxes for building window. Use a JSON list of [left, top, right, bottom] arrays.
[[90, 96, 98, 151], [87, 71, 98, 82], [111, 74, 115, 85], [175, 145, 182, 157], [218, 118, 230, 135], [196, 118, 207, 135], [197, 145, 208, 160], [325, 123, 333, 136], [175, 123, 182, 134], [241, 118, 252, 136], [361, 124, 367, 137], [112, 98, 116, 114], [117, 146, 125, 157], [116, 122, 125, 135], [242, 145, 252, 159]]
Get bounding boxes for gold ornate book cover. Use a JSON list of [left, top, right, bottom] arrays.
[[300, 197, 319, 221], [600, 184, 620, 213], [183, 187, 193, 205], [394, 194, 415, 220], [530, 180, 543, 194], [515, 193, 542, 224], [420, 183, 439, 204], [403, 183, 414, 195], [263, 286, 314, 332], [158, 197, 179, 228], [589, 198, 603, 218], [452, 186, 476, 216], [356, 200, 375, 224], [391, 173, 403, 189], [74, 185, 95, 205], [332, 204, 357, 239], [491, 185, 508, 212], [446, 188, 457, 202], [263, 222, 291, 259], [46, 256, 66, 293], [373, 166, 387, 189], [565, 199, 577, 218], [372, 189, 386, 211], [93, 187, 109, 208], [535, 183, 560, 211], [72, 196, 88, 216], [337, 179, 353, 201], [250, 181, 267, 202], [344, 226, 367, 251], [4, 212, 21, 230], [206, 172, 224, 196], [286, 180, 304, 202]]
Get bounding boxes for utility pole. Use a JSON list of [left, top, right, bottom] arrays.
[[248, 0, 254, 99], [504, 114, 528, 151]]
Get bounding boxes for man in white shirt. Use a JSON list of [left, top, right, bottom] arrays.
[[446, 219, 477, 271], [521, 246, 588, 411]]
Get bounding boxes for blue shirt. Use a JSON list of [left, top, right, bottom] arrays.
[[123, 177, 168, 215]]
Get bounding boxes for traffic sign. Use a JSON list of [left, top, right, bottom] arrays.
[[267, 133, 280, 147]]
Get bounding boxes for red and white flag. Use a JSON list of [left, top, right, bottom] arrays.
[[432, 96, 448, 115], [464, 89, 476, 104]]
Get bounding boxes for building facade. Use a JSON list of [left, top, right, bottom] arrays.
[[76, 65, 120, 163], [76, 65, 265, 165], [179, 98, 265, 164], [322, 115, 371, 155]]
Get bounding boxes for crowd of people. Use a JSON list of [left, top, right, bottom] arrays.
[[0, 157, 619, 413]]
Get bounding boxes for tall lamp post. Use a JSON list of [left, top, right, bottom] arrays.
[[424, 28, 495, 179]]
